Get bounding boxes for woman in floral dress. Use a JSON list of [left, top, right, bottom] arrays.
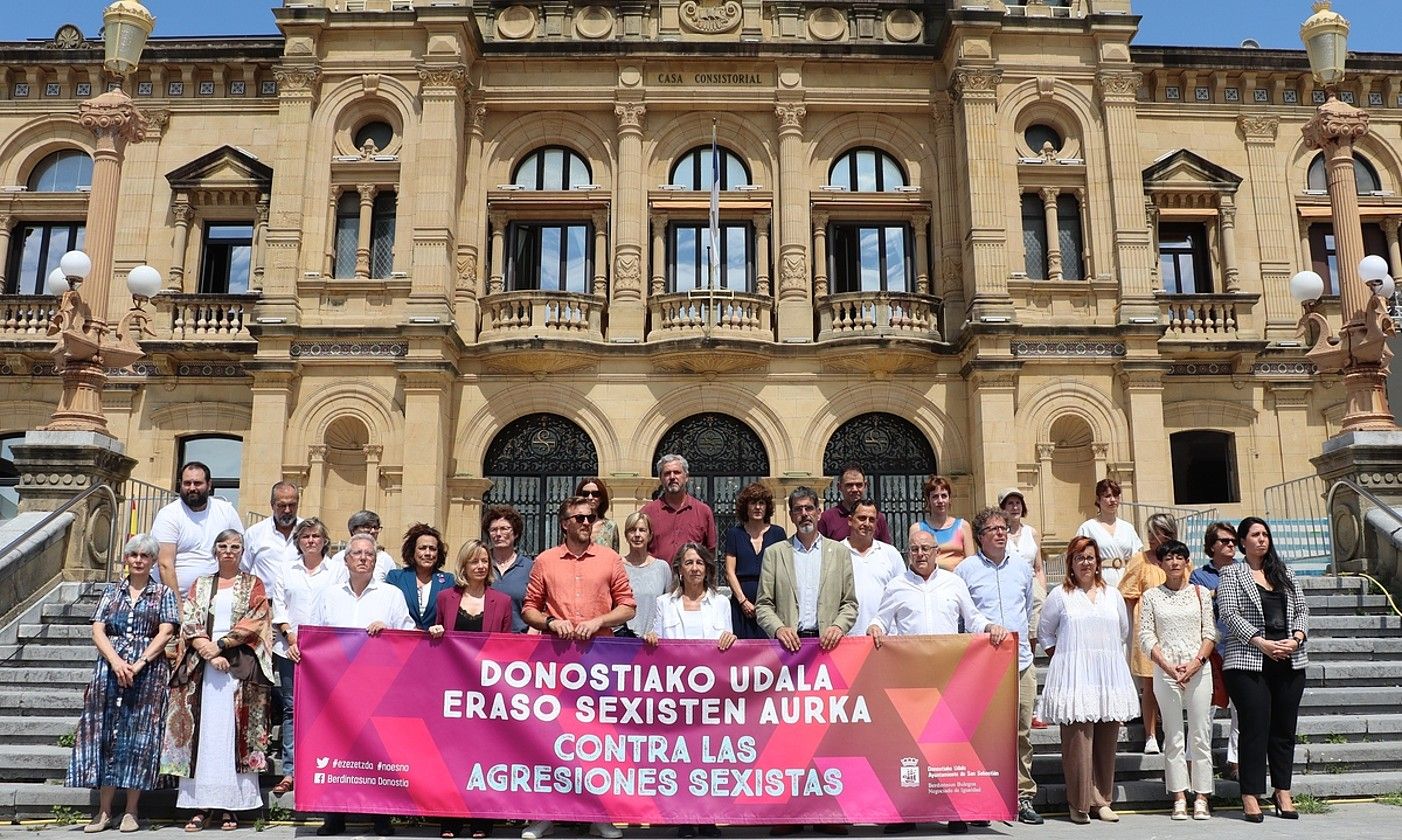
[[161, 529, 274, 832], [67, 534, 180, 833]]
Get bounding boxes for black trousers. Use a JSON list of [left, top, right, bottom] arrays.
[[1223, 659, 1306, 796]]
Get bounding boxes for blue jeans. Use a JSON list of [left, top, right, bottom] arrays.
[[276, 653, 296, 775]]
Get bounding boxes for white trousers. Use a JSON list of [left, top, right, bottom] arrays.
[[1152, 666, 1214, 795]]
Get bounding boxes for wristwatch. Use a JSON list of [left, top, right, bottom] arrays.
[[1198, 655, 1210, 665], [544, 616, 557, 632]]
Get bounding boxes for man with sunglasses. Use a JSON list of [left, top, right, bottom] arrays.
[[520, 495, 636, 840], [1191, 521, 1241, 780]]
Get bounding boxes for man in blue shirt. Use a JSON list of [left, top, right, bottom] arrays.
[[955, 507, 1043, 825], [1190, 520, 1241, 780]]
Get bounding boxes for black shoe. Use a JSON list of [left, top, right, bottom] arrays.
[[1270, 794, 1299, 820], [698, 828, 721, 838], [1017, 799, 1044, 826], [678, 828, 697, 839], [317, 816, 346, 837], [947, 822, 968, 835], [373, 817, 396, 836], [1243, 812, 1264, 824], [881, 825, 914, 835], [969, 822, 990, 828]]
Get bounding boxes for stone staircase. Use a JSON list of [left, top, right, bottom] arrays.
[[0, 576, 1398, 821]]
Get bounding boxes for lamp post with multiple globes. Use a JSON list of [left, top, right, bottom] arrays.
[[1289, 1, 1399, 433], [42, 0, 164, 434]]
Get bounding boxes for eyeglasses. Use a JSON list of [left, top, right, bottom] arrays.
[[1072, 553, 1099, 564], [487, 526, 514, 535], [1215, 537, 1237, 546], [215, 543, 242, 553], [579, 490, 601, 498], [980, 526, 1009, 535], [567, 513, 598, 524], [909, 545, 936, 554]]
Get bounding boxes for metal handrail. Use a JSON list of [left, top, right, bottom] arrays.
[[0, 482, 121, 581], [1325, 477, 1402, 576]]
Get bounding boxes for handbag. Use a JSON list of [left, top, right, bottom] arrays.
[[1195, 585, 1230, 708], [169, 576, 273, 688]]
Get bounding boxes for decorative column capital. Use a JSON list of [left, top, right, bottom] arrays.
[[774, 102, 807, 132], [953, 67, 1002, 100], [171, 200, 194, 225], [1301, 96, 1370, 150], [468, 100, 488, 136], [614, 102, 646, 133], [488, 210, 509, 233], [1237, 114, 1280, 142], [754, 211, 771, 233], [363, 444, 384, 460], [273, 65, 322, 99], [1381, 216, 1401, 237], [1095, 70, 1142, 103], [591, 208, 609, 229], [417, 63, 469, 98], [255, 198, 271, 224], [930, 91, 954, 126], [1220, 204, 1237, 228], [143, 108, 171, 136], [1036, 443, 1057, 461], [357, 183, 379, 201], [811, 210, 829, 231], [912, 212, 930, 230], [1039, 186, 1060, 205], [650, 213, 669, 236], [308, 444, 328, 462], [77, 89, 146, 144]]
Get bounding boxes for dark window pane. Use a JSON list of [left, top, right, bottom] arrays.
[[565, 225, 589, 293], [539, 227, 562, 290], [333, 193, 359, 277], [674, 226, 697, 291], [6, 222, 86, 294], [885, 226, 908, 291], [1057, 194, 1084, 281], [353, 121, 394, 152], [1170, 430, 1239, 505], [1021, 194, 1048, 280], [669, 147, 749, 190], [1024, 124, 1063, 153], [1158, 222, 1210, 294], [200, 223, 254, 294], [829, 148, 906, 191], [370, 191, 396, 277], [507, 222, 593, 292]]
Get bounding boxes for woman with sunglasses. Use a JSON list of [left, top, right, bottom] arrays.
[[575, 477, 619, 552]]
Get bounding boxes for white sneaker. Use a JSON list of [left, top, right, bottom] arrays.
[[1144, 735, 1160, 755], [522, 821, 554, 840], [590, 824, 623, 839]]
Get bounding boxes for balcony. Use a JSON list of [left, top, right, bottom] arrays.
[[479, 291, 604, 343], [817, 291, 944, 342], [1157, 292, 1261, 344], [0, 296, 57, 342], [647, 292, 774, 342], [0, 293, 256, 348]]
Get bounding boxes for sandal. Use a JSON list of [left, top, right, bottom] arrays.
[[273, 777, 294, 795], [221, 813, 239, 832], [184, 812, 209, 833]]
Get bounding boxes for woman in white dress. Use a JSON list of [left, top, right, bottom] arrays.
[[645, 542, 735, 839], [1075, 478, 1143, 589], [162, 529, 274, 832], [1039, 536, 1139, 825]]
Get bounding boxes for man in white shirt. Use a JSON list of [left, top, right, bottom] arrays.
[[309, 533, 414, 838], [151, 461, 244, 597], [841, 500, 904, 637], [241, 481, 302, 606], [327, 509, 396, 582], [869, 529, 1007, 835]]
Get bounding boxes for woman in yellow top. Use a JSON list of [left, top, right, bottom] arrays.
[[1119, 512, 1177, 755]]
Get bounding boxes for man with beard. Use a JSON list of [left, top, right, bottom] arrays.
[[640, 454, 716, 562], [151, 461, 244, 596], [817, 464, 893, 544], [241, 481, 301, 599]]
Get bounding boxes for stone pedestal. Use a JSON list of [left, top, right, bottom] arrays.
[[1312, 430, 1402, 580], [11, 430, 137, 580]]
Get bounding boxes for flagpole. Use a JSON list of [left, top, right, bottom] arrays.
[[708, 118, 720, 338]]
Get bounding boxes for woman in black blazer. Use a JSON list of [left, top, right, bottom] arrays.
[[1216, 517, 1309, 822]]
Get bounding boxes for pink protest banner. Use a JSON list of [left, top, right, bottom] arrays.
[[295, 628, 1017, 824]]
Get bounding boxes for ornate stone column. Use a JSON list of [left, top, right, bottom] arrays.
[[354, 183, 378, 279], [410, 64, 468, 314], [612, 102, 647, 340], [649, 213, 667, 296], [457, 100, 488, 342], [363, 444, 384, 514], [0, 214, 13, 292], [912, 212, 930, 295], [931, 92, 964, 327], [774, 102, 811, 341], [304, 444, 328, 516], [1219, 197, 1241, 292], [1096, 70, 1158, 322], [1077, 187, 1094, 279], [810, 210, 828, 298], [251, 196, 270, 292], [755, 212, 772, 296], [953, 67, 1011, 317], [1236, 115, 1296, 340], [591, 209, 609, 296], [1040, 187, 1062, 281], [488, 210, 508, 294], [1034, 443, 1056, 538], [262, 64, 321, 310], [169, 197, 194, 291], [1382, 216, 1402, 284]]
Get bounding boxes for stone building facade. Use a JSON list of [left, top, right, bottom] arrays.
[[1, 0, 1399, 556]]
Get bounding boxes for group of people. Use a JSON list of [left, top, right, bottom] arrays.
[[65, 457, 1311, 835]]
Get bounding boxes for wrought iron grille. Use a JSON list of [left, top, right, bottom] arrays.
[[822, 412, 938, 552], [483, 413, 600, 557], [654, 412, 771, 546]]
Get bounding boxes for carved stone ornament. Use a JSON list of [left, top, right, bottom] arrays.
[[78, 91, 146, 144], [615, 103, 646, 131], [774, 103, 806, 131], [272, 66, 322, 96], [680, 0, 743, 35], [418, 64, 468, 94], [457, 252, 478, 286], [1096, 70, 1143, 101], [1237, 114, 1280, 141], [1301, 96, 1370, 149], [469, 101, 488, 135], [50, 24, 85, 49], [779, 253, 808, 295], [953, 67, 1002, 99], [614, 252, 642, 292]]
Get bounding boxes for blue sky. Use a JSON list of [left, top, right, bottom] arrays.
[[0, 1, 1394, 52]]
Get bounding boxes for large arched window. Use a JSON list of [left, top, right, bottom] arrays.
[[828, 148, 907, 192], [1308, 151, 1382, 194], [822, 412, 937, 551], [513, 146, 591, 190], [483, 413, 600, 556], [27, 149, 93, 192], [653, 413, 770, 543], [178, 434, 243, 511], [669, 146, 751, 190]]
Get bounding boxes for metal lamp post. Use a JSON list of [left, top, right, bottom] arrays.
[[43, 0, 157, 434], [1290, 0, 1399, 432]]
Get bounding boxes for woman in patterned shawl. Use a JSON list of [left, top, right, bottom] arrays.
[[161, 528, 274, 832], [66, 534, 180, 833]]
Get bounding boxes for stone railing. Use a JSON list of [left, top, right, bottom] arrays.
[[479, 290, 604, 341], [0, 296, 57, 341], [647, 291, 774, 341], [817, 291, 943, 341], [1158, 293, 1257, 340], [159, 294, 257, 342]]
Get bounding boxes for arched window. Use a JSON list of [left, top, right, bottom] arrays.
[[513, 146, 591, 190], [178, 435, 243, 511], [27, 149, 93, 192], [1169, 430, 1239, 505], [331, 190, 397, 278], [670, 146, 751, 190], [1024, 124, 1064, 154], [1308, 151, 1382, 194], [483, 414, 600, 556], [828, 148, 907, 192], [822, 413, 937, 551], [653, 413, 770, 542], [0, 433, 22, 521]]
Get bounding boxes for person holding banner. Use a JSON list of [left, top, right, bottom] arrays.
[[840, 500, 904, 639], [1038, 537, 1139, 825], [755, 486, 859, 654], [520, 495, 637, 840]]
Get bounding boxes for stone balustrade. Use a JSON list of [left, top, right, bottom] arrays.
[[479, 290, 605, 341], [0, 296, 57, 340], [1158, 293, 1256, 340], [160, 294, 256, 341], [647, 292, 774, 341], [817, 291, 943, 342]]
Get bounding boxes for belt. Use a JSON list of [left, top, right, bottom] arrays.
[[797, 628, 819, 638], [1102, 558, 1124, 570]]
